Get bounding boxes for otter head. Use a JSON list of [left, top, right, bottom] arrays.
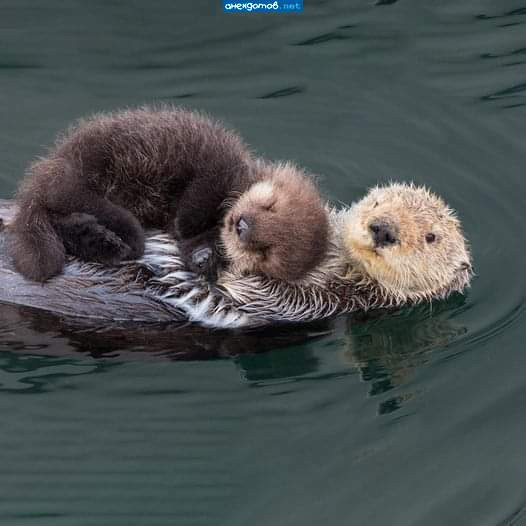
[[221, 162, 329, 282], [343, 183, 473, 302]]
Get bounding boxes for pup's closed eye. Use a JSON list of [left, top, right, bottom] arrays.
[[262, 201, 277, 212]]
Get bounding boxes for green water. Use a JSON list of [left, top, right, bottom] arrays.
[[1, 1, 526, 524]]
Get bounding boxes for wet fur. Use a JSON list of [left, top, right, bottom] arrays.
[[221, 161, 329, 282], [0, 183, 473, 329], [144, 184, 473, 327], [10, 106, 328, 283]]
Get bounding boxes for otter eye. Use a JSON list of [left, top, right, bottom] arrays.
[[425, 233, 436, 243], [373, 201, 379, 208], [236, 217, 250, 241]]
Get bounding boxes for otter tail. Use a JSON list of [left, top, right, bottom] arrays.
[[10, 202, 66, 282]]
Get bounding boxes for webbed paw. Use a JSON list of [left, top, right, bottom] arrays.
[[187, 245, 218, 282]]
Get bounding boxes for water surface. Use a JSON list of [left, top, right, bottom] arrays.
[[1, 1, 525, 524]]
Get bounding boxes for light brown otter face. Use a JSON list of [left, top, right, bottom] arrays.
[[220, 163, 329, 282], [343, 183, 473, 301]]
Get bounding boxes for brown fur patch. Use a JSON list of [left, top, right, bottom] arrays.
[[221, 162, 329, 282], [10, 106, 330, 283]]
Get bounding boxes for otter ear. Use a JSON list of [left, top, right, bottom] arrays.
[[459, 261, 473, 273]]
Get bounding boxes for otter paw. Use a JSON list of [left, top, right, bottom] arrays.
[[188, 246, 218, 281], [192, 247, 213, 270], [124, 234, 145, 260]]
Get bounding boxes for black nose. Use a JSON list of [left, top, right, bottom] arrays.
[[235, 216, 250, 242], [369, 220, 397, 247]]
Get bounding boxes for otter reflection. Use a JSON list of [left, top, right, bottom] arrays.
[[0, 294, 468, 395], [0, 303, 330, 367], [342, 297, 468, 414]]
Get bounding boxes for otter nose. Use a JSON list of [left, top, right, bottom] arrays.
[[369, 220, 397, 247], [235, 216, 251, 242]]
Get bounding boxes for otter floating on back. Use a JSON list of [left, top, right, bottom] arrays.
[[0, 184, 473, 329], [153, 183, 473, 327]]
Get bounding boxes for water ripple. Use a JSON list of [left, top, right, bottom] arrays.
[[295, 30, 353, 46], [258, 86, 304, 98], [481, 82, 526, 102], [476, 7, 526, 20]]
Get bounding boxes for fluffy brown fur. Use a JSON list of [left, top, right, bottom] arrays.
[[221, 160, 329, 281], [9, 106, 329, 283]]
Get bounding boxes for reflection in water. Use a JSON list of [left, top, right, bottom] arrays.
[[342, 298, 468, 414], [0, 351, 97, 392], [0, 296, 470, 418], [0, 302, 331, 363]]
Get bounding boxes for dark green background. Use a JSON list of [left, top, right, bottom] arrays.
[[1, 1, 525, 524]]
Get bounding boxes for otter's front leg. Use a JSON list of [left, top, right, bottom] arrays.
[[172, 177, 233, 280], [175, 227, 225, 282]]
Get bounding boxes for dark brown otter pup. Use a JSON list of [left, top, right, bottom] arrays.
[[10, 106, 329, 283]]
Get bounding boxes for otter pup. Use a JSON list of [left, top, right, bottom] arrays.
[[9, 107, 328, 283]]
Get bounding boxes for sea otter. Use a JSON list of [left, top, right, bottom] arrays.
[[163, 183, 473, 327], [0, 184, 473, 329], [9, 106, 328, 283]]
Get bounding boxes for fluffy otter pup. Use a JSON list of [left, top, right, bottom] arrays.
[[220, 160, 329, 280], [10, 107, 328, 283]]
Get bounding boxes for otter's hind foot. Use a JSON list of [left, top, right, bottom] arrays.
[[94, 204, 145, 260], [55, 213, 133, 265]]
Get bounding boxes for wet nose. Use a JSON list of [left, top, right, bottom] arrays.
[[369, 220, 397, 247], [235, 216, 251, 242]]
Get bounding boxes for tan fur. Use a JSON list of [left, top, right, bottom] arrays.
[[343, 183, 472, 303]]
